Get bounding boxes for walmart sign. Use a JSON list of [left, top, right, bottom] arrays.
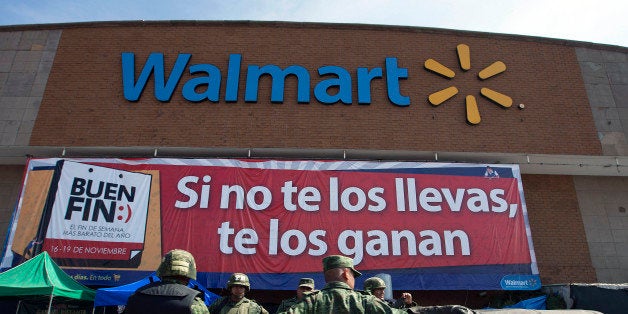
[[121, 52, 411, 106]]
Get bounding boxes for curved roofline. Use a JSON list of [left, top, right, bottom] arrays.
[[0, 20, 626, 51]]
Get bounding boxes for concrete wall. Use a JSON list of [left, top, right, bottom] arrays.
[[0, 30, 60, 146], [575, 47, 628, 283], [0, 29, 60, 242], [573, 176, 628, 283], [577, 47, 628, 156]]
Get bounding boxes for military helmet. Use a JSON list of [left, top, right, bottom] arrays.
[[322, 255, 361, 278], [364, 277, 387, 292], [156, 249, 197, 280], [226, 272, 250, 291], [298, 278, 315, 289]]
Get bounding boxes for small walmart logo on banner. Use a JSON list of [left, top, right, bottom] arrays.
[[501, 274, 541, 290], [425, 44, 513, 125]]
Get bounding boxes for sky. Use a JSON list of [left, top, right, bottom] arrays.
[[0, 0, 626, 47]]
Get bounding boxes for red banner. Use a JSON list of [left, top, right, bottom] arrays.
[[2, 158, 539, 290], [158, 166, 527, 272]]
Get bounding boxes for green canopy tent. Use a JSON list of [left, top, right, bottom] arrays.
[[0, 251, 95, 314]]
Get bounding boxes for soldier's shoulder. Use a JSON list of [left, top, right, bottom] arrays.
[[333, 288, 371, 298], [302, 289, 322, 298], [246, 298, 267, 309], [279, 296, 298, 306], [209, 296, 228, 304], [190, 296, 210, 314], [207, 296, 228, 310], [247, 297, 263, 304], [298, 289, 323, 304], [246, 298, 269, 313]]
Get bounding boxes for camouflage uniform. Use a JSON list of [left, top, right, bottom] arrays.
[[280, 281, 406, 314], [278, 255, 406, 314], [190, 297, 211, 314], [275, 296, 299, 313], [275, 278, 315, 314], [208, 273, 269, 314], [208, 296, 269, 314], [125, 249, 209, 314], [364, 277, 417, 309]]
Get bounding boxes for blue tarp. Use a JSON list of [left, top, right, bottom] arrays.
[[504, 295, 546, 310], [484, 295, 547, 311], [94, 274, 219, 307]]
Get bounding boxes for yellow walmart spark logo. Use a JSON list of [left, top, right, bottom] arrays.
[[425, 44, 513, 124]]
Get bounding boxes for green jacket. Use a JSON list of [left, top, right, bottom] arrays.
[[278, 281, 407, 314], [208, 296, 269, 314], [275, 296, 299, 313]]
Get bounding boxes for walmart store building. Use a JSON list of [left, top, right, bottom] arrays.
[[0, 21, 626, 304]]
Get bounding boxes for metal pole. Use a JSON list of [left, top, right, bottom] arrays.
[[47, 293, 53, 314]]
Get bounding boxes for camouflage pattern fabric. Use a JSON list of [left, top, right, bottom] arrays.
[[364, 277, 387, 292], [278, 281, 407, 314], [227, 273, 251, 290], [208, 296, 270, 314], [191, 296, 211, 314], [157, 249, 197, 280], [297, 278, 315, 289], [275, 296, 299, 313]]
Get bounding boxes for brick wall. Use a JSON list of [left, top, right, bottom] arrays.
[[523, 174, 597, 284], [0, 22, 614, 289], [29, 23, 601, 156]]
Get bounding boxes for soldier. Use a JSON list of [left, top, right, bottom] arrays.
[[278, 255, 407, 313], [275, 278, 315, 313], [363, 277, 417, 309], [208, 272, 270, 314], [125, 249, 209, 314]]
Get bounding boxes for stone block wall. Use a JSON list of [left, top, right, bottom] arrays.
[[0, 30, 60, 146], [574, 176, 628, 283], [575, 46, 628, 283], [577, 47, 628, 156]]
